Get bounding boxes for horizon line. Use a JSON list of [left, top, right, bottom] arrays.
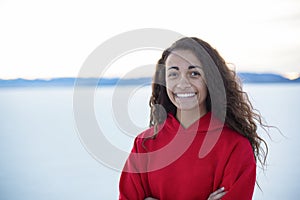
[[1, 71, 299, 81]]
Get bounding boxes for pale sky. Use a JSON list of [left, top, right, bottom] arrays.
[[0, 0, 300, 79]]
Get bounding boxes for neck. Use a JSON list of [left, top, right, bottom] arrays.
[[176, 108, 207, 129]]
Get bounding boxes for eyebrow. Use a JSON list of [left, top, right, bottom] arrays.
[[167, 66, 179, 70], [167, 65, 202, 70], [188, 65, 202, 70]]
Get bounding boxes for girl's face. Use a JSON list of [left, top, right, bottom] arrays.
[[165, 50, 207, 113]]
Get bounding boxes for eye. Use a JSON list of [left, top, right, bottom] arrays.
[[167, 72, 178, 78], [190, 71, 201, 77]]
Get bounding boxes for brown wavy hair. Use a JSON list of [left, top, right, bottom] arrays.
[[148, 37, 268, 167]]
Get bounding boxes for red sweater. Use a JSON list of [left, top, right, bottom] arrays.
[[119, 112, 256, 200]]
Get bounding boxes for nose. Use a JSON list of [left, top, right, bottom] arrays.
[[177, 75, 191, 89]]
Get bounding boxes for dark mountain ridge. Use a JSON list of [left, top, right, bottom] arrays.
[[0, 73, 299, 87]]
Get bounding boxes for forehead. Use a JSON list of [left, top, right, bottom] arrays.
[[165, 50, 202, 67]]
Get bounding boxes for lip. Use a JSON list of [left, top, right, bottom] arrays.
[[174, 92, 197, 98]]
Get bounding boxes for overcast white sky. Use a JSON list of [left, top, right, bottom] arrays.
[[0, 0, 300, 79]]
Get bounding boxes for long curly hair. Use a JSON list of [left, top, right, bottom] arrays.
[[148, 37, 268, 167]]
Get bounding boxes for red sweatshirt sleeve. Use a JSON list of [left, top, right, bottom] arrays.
[[119, 137, 149, 200], [220, 138, 256, 200]]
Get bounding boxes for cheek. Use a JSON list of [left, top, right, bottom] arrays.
[[194, 80, 208, 97], [200, 85, 208, 100], [165, 79, 175, 91], [166, 83, 173, 97], [165, 80, 175, 100], [202, 88, 208, 99]]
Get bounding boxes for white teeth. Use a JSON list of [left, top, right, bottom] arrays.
[[175, 93, 196, 98]]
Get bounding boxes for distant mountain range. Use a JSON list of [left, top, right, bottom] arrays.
[[0, 73, 299, 87]]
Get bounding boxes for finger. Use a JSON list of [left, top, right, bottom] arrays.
[[209, 187, 225, 196], [213, 191, 227, 199]]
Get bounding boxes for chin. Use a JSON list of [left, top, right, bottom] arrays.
[[176, 105, 200, 112]]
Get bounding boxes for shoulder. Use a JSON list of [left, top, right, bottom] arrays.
[[219, 126, 253, 156], [131, 127, 154, 153], [209, 126, 256, 170], [133, 122, 175, 153], [222, 126, 251, 144]]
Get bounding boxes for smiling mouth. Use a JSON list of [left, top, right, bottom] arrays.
[[174, 92, 197, 98]]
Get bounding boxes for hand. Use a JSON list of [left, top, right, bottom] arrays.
[[207, 187, 227, 200], [144, 197, 158, 200]]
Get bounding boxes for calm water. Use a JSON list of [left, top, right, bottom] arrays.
[[0, 84, 299, 199]]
